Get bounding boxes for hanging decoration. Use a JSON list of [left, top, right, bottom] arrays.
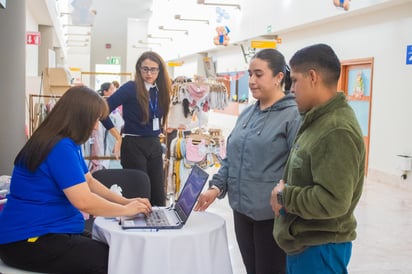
[[214, 26, 230, 46], [215, 7, 230, 23], [333, 0, 351, 11]]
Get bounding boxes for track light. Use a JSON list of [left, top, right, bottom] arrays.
[[138, 40, 162, 46], [174, 15, 209, 24], [147, 34, 173, 41], [63, 24, 93, 27], [158, 26, 189, 35], [197, 0, 241, 9], [64, 32, 91, 36]]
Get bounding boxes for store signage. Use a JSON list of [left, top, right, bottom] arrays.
[[26, 32, 41, 45], [167, 61, 184, 67], [251, 40, 277, 49], [406, 45, 412, 65]]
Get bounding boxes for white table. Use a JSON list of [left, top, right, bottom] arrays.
[[92, 211, 233, 274]]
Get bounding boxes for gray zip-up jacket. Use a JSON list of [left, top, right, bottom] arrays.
[[210, 93, 301, 220]]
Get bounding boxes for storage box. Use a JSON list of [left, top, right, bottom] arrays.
[[43, 67, 72, 95]]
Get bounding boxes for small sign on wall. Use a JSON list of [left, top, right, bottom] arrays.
[[407, 45, 412, 65], [26, 32, 41, 45]]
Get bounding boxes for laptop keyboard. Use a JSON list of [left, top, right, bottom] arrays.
[[145, 210, 171, 226]]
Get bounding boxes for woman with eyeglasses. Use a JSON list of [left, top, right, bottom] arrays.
[[101, 51, 171, 206]]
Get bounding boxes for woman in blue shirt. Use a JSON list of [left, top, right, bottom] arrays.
[[0, 86, 152, 274], [101, 51, 171, 206]]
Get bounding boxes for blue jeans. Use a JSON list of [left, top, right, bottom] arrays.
[[287, 242, 352, 274]]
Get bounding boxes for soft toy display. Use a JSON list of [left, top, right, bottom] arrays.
[[333, 0, 351, 11], [214, 26, 230, 46]]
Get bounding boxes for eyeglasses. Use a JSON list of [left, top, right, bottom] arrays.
[[140, 66, 160, 74]]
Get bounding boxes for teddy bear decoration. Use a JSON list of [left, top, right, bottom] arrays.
[[333, 0, 351, 11], [214, 26, 230, 46]]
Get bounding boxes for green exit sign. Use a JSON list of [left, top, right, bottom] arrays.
[[107, 56, 121, 65], [267, 25, 272, 33]]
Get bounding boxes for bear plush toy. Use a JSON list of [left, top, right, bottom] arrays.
[[214, 26, 230, 46], [333, 0, 351, 11]]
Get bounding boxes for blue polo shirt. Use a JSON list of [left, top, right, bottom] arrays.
[[0, 138, 88, 244]]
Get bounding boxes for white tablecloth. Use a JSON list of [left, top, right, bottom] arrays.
[[92, 211, 233, 274]]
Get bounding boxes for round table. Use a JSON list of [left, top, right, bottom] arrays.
[[92, 211, 233, 274]]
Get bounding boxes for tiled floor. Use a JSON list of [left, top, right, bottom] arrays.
[[206, 176, 412, 274]]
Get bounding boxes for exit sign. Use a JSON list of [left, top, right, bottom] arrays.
[[26, 32, 41, 45], [107, 56, 121, 65]]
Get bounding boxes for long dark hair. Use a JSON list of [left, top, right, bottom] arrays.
[[134, 51, 171, 127], [252, 48, 291, 90], [15, 86, 109, 172]]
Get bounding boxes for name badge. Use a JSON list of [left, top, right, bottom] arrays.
[[153, 117, 160, 131]]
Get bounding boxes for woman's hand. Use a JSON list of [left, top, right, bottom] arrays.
[[194, 188, 219, 212], [126, 198, 151, 209], [124, 199, 152, 217], [113, 138, 121, 159], [108, 127, 122, 159]]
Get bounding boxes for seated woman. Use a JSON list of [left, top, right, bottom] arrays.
[[0, 86, 152, 274]]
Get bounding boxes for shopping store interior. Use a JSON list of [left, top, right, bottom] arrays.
[[1, 0, 412, 273]]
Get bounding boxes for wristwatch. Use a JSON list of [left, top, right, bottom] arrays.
[[277, 190, 284, 206]]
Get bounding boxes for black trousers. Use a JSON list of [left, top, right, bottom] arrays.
[[0, 233, 108, 274], [233, 210, 286, 274], [121, 135, 165, 206]]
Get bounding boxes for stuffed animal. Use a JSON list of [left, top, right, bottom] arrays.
[[214, 26, 230, 46], [333, 0, 351, 11]]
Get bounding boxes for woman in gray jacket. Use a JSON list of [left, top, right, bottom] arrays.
[[195, 49, 301, 274]]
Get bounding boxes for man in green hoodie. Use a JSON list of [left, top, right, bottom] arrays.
[[270, 43, 365, 274]]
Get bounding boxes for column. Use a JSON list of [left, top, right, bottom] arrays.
[[0, 0, 27, 175]]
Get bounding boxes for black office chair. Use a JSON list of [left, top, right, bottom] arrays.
[[92, 168, 151, 199], [84, 168, 151, 232]]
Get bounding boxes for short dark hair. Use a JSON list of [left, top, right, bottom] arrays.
[[289, 43, 341, 87]]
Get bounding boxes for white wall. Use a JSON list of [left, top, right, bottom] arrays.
[[277, 2, 412, 178], [185, 1, 412, 179]]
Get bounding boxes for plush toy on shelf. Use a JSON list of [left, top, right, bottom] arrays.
[[214, 26, 230, 46], [333, 0, 351, 11]]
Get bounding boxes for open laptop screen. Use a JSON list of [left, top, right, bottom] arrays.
[[175, 165, 209, 222]]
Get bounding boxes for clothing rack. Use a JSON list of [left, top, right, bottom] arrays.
[[166, 128, 226, 199], [29, 94, 62, 137], [168, 78, 229, 131]]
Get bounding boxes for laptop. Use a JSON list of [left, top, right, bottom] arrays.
[[120, 165, 209, 230]]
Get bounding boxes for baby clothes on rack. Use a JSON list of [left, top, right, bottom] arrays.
[[167, 128, 227, 199]]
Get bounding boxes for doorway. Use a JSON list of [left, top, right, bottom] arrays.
[[340, 58, 374, 175]]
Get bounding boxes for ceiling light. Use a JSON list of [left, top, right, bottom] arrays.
[[60, 12, 72, 17], [66, 39, 89, 43], [138, 40, 162, 46], [147, 34, 173, 41], [66, 43, 89, 47], [132, 45, 153, 51], [174, 15, 209, 24], [63, 24, 93, 27], [197, 0, 241, 9], [64, 32, 91, 36], [158, 26, 189, 35]]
